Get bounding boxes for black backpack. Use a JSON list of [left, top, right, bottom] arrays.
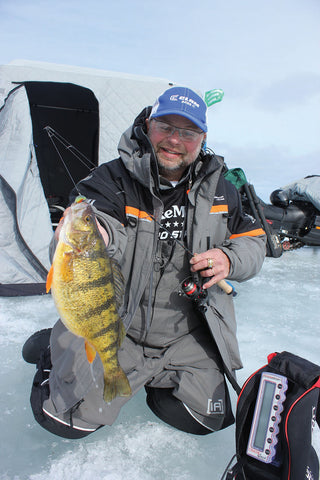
[[223, 351, 320, 480]]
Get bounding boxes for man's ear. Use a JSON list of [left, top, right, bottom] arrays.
[[145, 118, 150, 132]]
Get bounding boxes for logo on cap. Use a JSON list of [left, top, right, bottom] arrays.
[[170, 94, 199, 109]]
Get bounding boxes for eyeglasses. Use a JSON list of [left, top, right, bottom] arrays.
[[151, 118, 203, 142]]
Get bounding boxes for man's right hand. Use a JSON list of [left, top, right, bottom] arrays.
[[96, 221, 109, 248]]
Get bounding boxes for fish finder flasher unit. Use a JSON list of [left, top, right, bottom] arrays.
[[246, 372, 288, 466], [222, 352, 320, 480]]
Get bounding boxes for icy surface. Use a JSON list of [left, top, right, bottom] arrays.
[[0, 247, 319, 479]]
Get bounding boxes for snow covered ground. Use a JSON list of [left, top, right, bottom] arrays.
[[1, 246, 319, 479]]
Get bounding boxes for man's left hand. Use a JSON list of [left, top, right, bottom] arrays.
[[189, 249, 231, 289]]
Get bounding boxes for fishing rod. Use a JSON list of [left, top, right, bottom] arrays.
[[45, 126, 235, 297]]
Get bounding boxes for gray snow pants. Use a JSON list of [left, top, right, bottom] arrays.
[[32, 321, 234, 438]]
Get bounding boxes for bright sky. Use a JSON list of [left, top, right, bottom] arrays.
[[1, 0, 319, 198]]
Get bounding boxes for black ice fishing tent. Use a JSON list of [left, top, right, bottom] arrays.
[[24, 81, 99, 213], [0, 61, 172, 296]]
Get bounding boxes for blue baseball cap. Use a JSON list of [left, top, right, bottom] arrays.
[[150, 86, 208, 132]]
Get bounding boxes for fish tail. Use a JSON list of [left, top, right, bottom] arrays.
[[103, 367, 132, 403]]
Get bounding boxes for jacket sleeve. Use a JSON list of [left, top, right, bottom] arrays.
[[220, 181, 267, 282]]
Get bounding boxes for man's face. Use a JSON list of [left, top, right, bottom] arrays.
[[146, 114, 206, 181]]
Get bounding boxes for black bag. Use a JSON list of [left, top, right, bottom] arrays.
[[224, 351, 320, 480]]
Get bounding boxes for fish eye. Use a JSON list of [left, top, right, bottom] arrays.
[[85, 215, 91, 222]]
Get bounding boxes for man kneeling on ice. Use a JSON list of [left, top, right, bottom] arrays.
[[23, 86, 266, 438]]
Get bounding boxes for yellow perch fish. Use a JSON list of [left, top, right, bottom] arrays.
[[46, 198, 131, 403]]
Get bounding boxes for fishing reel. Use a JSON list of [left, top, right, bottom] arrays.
[[179, 277, 208, 309]]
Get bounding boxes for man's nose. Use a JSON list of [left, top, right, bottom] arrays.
[[167, 128, 182, 142]]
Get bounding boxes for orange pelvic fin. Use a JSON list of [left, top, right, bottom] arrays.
[[85, 340, 96, 363], [46, 264, 54, 293]]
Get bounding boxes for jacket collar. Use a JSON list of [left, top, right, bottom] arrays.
[[117, 107, 157, 190]]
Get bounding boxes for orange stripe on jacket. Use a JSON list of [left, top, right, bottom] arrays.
[[210, 205, 229, 214], [125, 206, 153, 222], [229, 228, 265, 239]]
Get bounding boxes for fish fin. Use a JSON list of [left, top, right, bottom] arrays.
[[103, 367, 132, 403], [118, 319, 126, 347], [85, 340, 96, 363], [46, 264, 54, 293], [60, 251, 74, 283], [110, 258, 124, 310]]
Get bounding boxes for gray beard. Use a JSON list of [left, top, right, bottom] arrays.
[[157, 159, 187, 180]]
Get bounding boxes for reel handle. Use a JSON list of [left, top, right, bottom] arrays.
[[217, 280, 235, 296]]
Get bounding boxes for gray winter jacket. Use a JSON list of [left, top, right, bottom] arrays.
[[73, 109, 266, 372]]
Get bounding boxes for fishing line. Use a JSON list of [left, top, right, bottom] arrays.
[[44, 126, 97, 196], [44, 126, 96, 170]]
